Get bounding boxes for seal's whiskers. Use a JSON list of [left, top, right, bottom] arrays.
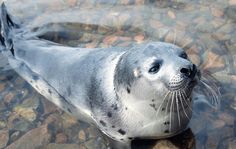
[[176, 91, 181, 127], [200, 80, 220, 107], [178, 91, 190, 120], [169, 92, 175, 132]]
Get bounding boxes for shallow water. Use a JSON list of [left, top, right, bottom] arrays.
[[0, 0, 236, 148]]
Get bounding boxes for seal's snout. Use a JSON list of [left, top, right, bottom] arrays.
[[180, 64, 197, 79]]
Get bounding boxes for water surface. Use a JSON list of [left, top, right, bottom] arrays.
[[0, 0, 236, 148]]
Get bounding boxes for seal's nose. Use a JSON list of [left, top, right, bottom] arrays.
[[180, 64, 197, 78]]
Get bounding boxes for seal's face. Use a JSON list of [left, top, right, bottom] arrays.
[[114, 42, 199, 139]]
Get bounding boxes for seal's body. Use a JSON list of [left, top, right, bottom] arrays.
[[0, 3, 199, 147]]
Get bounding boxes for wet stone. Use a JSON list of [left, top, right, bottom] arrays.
[[152, 140, 178, 149], [0, 129, 9, 149], [10, 131, 21, 143], [78, 130, 86, 142], [0, 120, 6, 129], [7, 124, 52, 149], [0, 82, 5, 92], [61, 113, 78, 128], [8, 114, 34, 132], [4, 92, 15, 104], [55, 133, 68, 144], [46, 143, 80, 149], [13, 106, 37, 122]]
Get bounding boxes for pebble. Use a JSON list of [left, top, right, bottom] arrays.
[[211, 7, 224, 18], [0, 120, 6, 129], [229, 0, 236, 5], [167, 10, 176, 19], [202, 51, 225, 71], [46, 143, 80, 149], [4, 92, 15, 104], [55, 133, 68, 144], [152, 140, 178, 149], [0, 83, 5, 92], [61, 113, 77, 128], [0, 129, 9, 149], [10, 131, 21, 143], [7, 124, 51, 149], [78, 130, 86, 141], [134, 34, 145, 43], [13, 106, 37, 122]]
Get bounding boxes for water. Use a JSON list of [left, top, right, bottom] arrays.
[[0, 0, 236, 148]]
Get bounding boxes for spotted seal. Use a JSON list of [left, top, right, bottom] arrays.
[[0, 3, 200, 148]]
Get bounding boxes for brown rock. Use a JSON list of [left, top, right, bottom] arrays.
[[202, 51, 225, 71], [0, 130, 9, 149], [103, 35, 118, 45], [42, 98, 59, 115], [55, 133, 67, 144], [0, 83, 5, 92], [7, 124, 51, 149], [78, 130, 86, 141], [67, 0, 77, 7], [211, 7, 224, 18], [211, 119, 226, 129], [219, 112, 234, 125], [167, 10, 176, 19], [152, 140, 178, 149], [46, 143, 80, 149], [150, 20, 164, 29], [229, 0, 236, 5], [13, 106, 37, 122], [4, 92, 15, 104], [134, 34, 145, 43], [61, 113, 77, 128]]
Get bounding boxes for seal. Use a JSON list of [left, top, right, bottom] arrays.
[[0, 3, 200, 148]]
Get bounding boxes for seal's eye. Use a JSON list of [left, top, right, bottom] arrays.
[[149, 62, 161, 74], [180, 52, 188, 59]]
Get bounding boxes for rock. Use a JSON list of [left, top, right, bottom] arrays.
[[46, 143, 80, 149], [134, 34, 145, 43], [7, 114, 34, 132], [7, 124, 51, 149], [0, 129, 9, 149], [211, 7, 224, 18], [84, 137, 106, 149], [55, 133, 67, 144], [202, 51, 225, 71], [225, 5, 236, 21], [167, 10, 176, 19], [152, 140, 178, 149], [211, 119, 226, 129], [229, 0, 236, 5], [103, 35, 118, 45], [41, 98, 59, 115], [0, 120, 6, 129], [66, 0, 77, 7], [4, 92, 15, 104], [13, 106, 37, 122], [149, 20, 164, 29], [0, 82, 5, 92], [10, 131, 21, 143], [61, 113, 77, 128], [219, 112, 234, 125], [78, 130, 86, 142]]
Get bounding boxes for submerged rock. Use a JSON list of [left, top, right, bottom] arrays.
[[0, 129, 9, 149], [6, 124, 52, 149]]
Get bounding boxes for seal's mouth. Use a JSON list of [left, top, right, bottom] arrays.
[[167, 65, 199, 91]]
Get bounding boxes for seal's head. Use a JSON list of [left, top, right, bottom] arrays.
[[114, 42, 199, 139]]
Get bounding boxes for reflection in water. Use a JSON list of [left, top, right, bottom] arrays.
[[0, 0, 236, 148]]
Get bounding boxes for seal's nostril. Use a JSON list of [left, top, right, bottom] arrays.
[[180, 68, 191, 76]]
